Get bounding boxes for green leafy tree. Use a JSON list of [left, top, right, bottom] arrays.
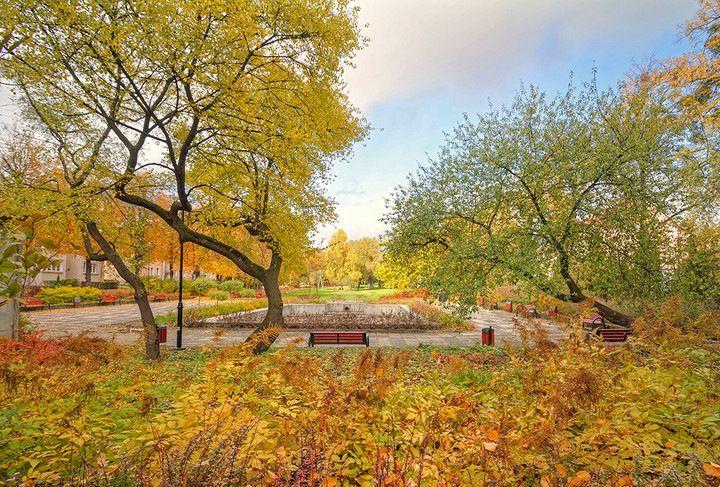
[[325, 229, 351, 285], [347, 237, 381, 287], [674, 223, 720, 310], [384, 81, 719, 326], [0, 0, 367, 353]]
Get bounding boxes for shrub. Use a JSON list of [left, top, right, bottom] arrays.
[[36, 286, 103, 304], [158, 279, 179, 293], [87, 280, 119, 290], [46, 278, 80, 288], [185, 277, 217, 296], [207, 290, 229, 301], [237, 288, 256, 298], [218, 280, 244, 293]]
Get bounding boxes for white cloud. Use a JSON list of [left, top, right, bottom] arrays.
[[316, 189, 391, 244], [346, 0, 697, 111]]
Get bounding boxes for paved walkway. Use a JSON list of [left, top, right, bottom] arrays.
[[23, 301, 570, 348]]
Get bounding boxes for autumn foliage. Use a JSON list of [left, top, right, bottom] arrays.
[[1, 301, 719, 486]]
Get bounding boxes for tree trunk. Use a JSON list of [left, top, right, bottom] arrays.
[[244, 258, 283, 354], [85, 222, 160, 360], [555, 260, 636, 328], [84, 258, 92, 284], [594, 300, 635, 327]]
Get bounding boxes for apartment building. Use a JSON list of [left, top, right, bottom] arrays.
[[32, 254, 105, 285]]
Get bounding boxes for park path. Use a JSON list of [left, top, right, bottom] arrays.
[[23, 302, 570, 348]]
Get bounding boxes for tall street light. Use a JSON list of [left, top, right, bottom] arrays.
[[176, 209, 185, 350]]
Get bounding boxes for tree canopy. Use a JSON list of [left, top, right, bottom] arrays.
[[383, 82, 719, 325]]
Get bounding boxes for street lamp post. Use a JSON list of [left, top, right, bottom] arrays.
[[176, 210, 185, 350]]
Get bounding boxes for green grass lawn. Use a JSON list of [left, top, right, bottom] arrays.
[[283, 286, 399, 301]]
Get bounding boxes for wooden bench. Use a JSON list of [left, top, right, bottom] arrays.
[[19, 298, 48, 311], [308, 332, 369, 347], [516, 304, 538, 317], [489, 300, 498, 310], [594, 328, 633, 342], [154, 294, 166, 302], [581, 312, 605, 328], [99, 295, 117, 305]]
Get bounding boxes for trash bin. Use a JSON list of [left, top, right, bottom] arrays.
[[505, 301, 512, 311], [157, 325, 167, 344], [548, 306, 557, 318], [478, 297, 484, 306], [73, 296, 81, 307], [482, 326, 494, 346]]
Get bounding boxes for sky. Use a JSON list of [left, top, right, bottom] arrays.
[[317, 0, 700, 245]]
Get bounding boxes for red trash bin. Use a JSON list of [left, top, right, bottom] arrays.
[[505, 301, 512, 311], [482, 326, 494, 346], [157, 325, 167, 343]]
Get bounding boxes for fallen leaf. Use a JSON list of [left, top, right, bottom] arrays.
[[323, 477, 338, 487], [568, 470, 591, 486], [482, 442, 497, 452], [487, 429, 499, 441], [664, 440, 676, 448], [556, 464, 567, 478], [614, 475, 632, 486], [540, 476, 551, 487], [704, 462, 720, 478]]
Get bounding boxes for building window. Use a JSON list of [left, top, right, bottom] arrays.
[[82, 262, 99, 274], [46, 262, 62, 272]]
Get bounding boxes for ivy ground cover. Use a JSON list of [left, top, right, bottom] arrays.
[[1, 323, 719, 486]]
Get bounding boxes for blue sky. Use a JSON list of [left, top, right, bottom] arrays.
[[318, 0, 700, 244]]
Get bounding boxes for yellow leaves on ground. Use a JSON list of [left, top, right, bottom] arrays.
[[704, 462, 720, 477]]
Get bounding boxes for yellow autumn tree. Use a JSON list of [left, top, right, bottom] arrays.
[[0, 0, 368, 353]]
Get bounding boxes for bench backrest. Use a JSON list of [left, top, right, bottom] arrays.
[[596, 328, 632, 342], [309, 332, 368, 346], [582, 312, 605, 325]]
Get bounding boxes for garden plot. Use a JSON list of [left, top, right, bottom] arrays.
[[191, 302, 443, 330]]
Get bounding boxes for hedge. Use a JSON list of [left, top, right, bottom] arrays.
[[36, 286, 103, 304]]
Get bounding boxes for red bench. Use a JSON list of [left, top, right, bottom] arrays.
[[581, 312, 605, 327], [19, 298, 48, 311], [308, 332, 369, 347], [594, 328, 633, 342], [154, 294, 166, 301], [99, 295, 117, 305], [489, 300, 498, 309]]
